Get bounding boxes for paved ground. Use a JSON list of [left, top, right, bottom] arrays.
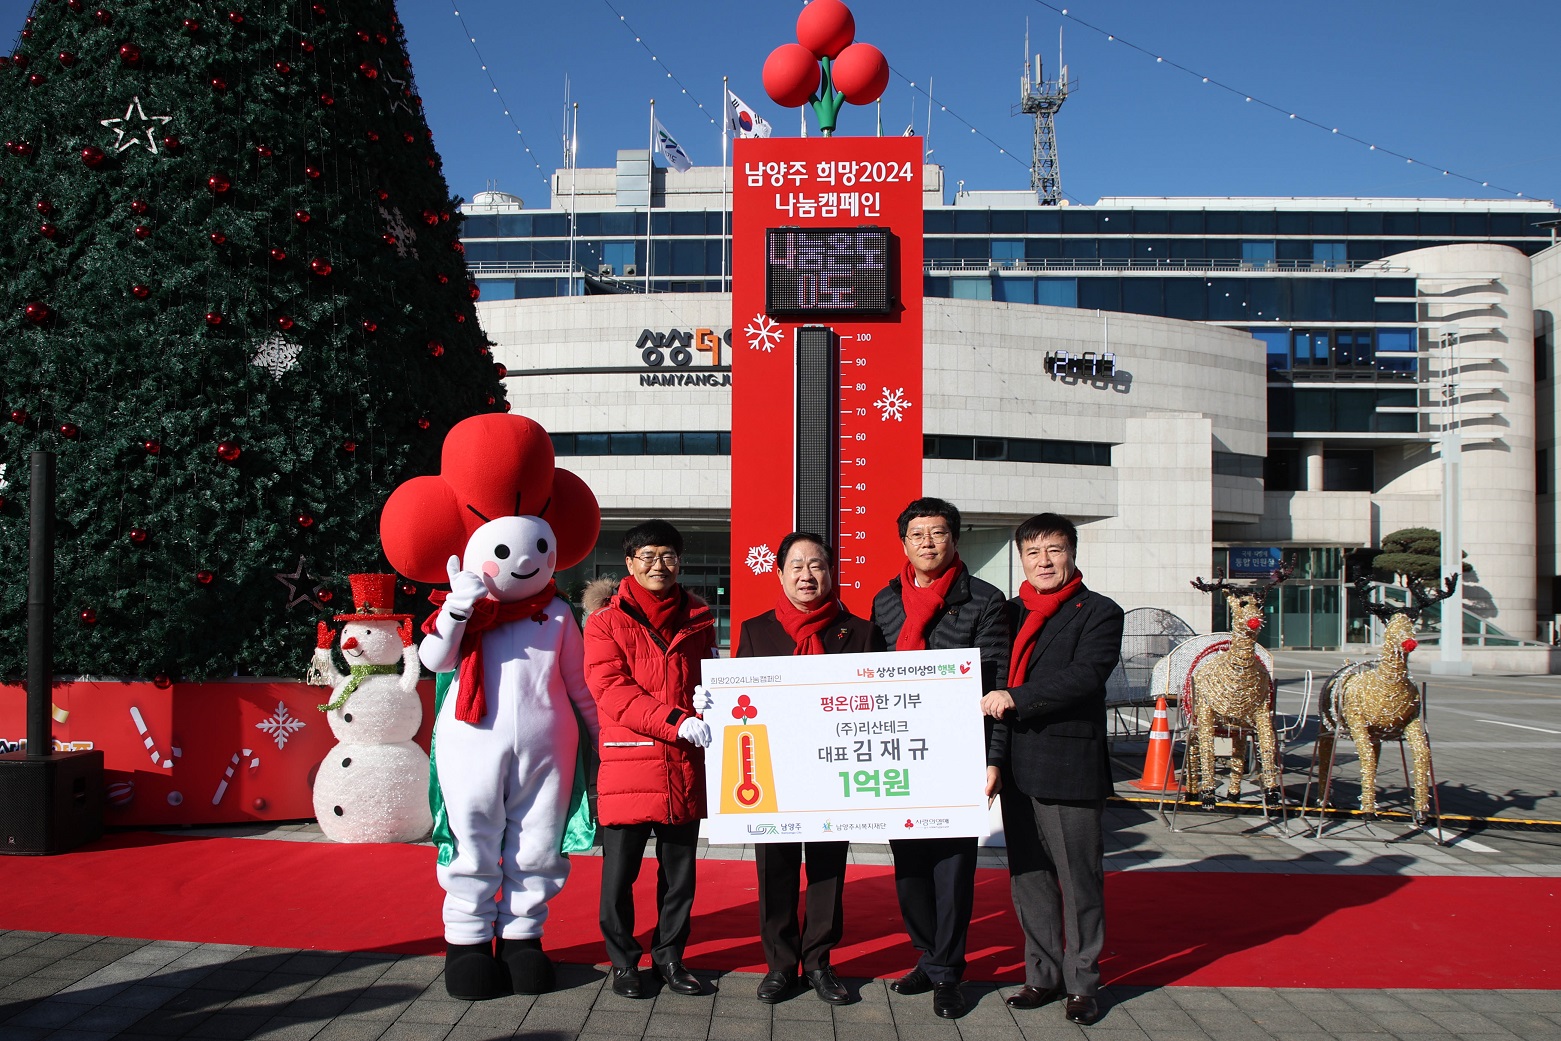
[[1, 651, 1558, 1040]]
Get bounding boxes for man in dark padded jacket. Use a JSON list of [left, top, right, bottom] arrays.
[[871, 497, 1009, 1020]]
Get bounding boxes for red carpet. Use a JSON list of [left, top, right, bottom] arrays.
[[2, 831, 1555, 989]]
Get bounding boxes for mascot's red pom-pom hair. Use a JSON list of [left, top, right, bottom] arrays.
[[380, 414, 602, 1001]]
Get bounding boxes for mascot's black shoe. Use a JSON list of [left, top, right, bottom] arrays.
[[444, 941, 509, 1001], [498, 937, 557, 995]]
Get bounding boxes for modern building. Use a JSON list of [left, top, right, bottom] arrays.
[[462, 157, 1559, 653]]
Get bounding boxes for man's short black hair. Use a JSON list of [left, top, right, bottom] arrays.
[[1014, 512, 1078, 555], [622, 519, 684, 557], [896, 497, 961, 542], [777, 531, 833, 569]]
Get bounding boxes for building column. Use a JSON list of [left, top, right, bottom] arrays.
[[1302, 440, 1325, 492]]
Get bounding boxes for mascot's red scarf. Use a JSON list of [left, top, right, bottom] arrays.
[[425, 582, 558, 723], [1007, 569, 1085, 687]]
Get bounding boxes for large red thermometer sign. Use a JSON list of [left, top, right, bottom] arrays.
[[730, 136, 924, 640]]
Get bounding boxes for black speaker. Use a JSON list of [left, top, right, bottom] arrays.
[[0, 750, 106, 855]]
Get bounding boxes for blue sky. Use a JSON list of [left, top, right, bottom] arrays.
[[6, 2, 1558, 208]]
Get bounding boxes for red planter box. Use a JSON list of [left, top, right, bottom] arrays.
[[0, 679, 435, 827]]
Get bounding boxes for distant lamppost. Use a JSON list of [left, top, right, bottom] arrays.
[[1431, 324, 1473, 676]]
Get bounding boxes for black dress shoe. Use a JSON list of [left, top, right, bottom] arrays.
[[890, 967, 932, 995], [655, 959, 703, 996], [609, 966, 644, 999], [804, 966, 849, 1005], [1005, 985, 1064, 1010], [756, 968, 796, 1003], [1065, 993, 1101, 1025], [932, 982, 967, 1019]]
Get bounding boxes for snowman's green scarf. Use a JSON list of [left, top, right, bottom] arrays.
[[317, 663, 397, 712], [427, 671, 599, 865]]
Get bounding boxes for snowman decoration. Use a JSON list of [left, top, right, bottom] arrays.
[[380, 413, 602, 1001], [306, 574, 432, 844]]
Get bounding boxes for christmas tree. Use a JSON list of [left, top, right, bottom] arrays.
[[0, 1, 506, 680]]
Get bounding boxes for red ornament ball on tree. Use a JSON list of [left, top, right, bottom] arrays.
[[381, 234, 396, 247], [81, 145, 106, 168], [358, 61, 377, 79], [118, 43, 141, 64], [27, 73, 46, 87], [9, 409, 27, 425], [161, 135, 180, 152], [93, 9, 112, 24], [215, 441, 240, 462], [399, 581, 416, 597], [293, 209, 311, 224], [269, 247, 286, 262], [39, 223, 57, 240], [153, 674, 172, 689], [402, 132, 415, 145], [435, 273, 449, 285], [311, 3, 327, 16], [209, 230, 227, 245], [494, 363, 508, 378], [421, 209, 438, 226], [426, 340, 444, 357], [319, 92, 335, 106], [205, 311, 224, 326], [317, 589, 333, 604], [255, 144, 273, 158], [831, 42, 889, 104], [57, 51, 76, 66], [274, 61, 290, 75], [9, 54, 25, 68], [6, 140, 35, 157], [195, 570, 214, 585], [467, 283, 480, 300], [276, 315, 294, 330], [356, 30, 370, 43], [359, 320, 377, 334], [129, 528, 149, 544], [449, 241, 465, 254], [142, 438, 160, 454], [68, 1, 83, 13], [210, 76, 227, 91], [763, 43, 821, 107], [130, 199, 148, 215], [133, 225, 151, 239], [416, 417, 430, 430], [341, 439, 357, 453], [296, 513, 314, 528], [305, 165, 321, 179], [796, 0, 855, 58], [181, 18, 200, 32], [131, 284, 150, 299], [24, 301, 51, 324], [228, 11, 244, 25], [364, 130, 380, 143], [80, 608, 97, 625], [300, 39, 315, 54], [34, 199, 51, 215], [59, 423, 79, 439], [309, 257, 332, 276], [207, 174, 231, 194]]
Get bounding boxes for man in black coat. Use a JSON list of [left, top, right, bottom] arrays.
[[871, 497, 1008, 1020], [983, 513, 1124, 1026]]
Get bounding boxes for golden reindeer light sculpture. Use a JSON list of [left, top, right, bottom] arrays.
[[1185, 561, 1293, 809], [1315, 573, 1457, 826]]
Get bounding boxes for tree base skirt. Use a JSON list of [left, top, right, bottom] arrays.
[[0, 678, 435, 827]]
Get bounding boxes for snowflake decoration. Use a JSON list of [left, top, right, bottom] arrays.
[[744, 313, 783, 353], [251, 335, 302, 381], [100, 96, 173, 154], [255, 702, 307, 750], [745, 544, 777, 575], [378, 205, 419, 259], [873, 387, 913, 422]]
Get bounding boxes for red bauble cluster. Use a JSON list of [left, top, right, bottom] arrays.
[[5, 140, 35, 157], [130, 199, 148, 215], [764, 0, 887, 108], [39, 223, 58, 240]]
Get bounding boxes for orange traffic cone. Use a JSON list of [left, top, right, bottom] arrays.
[[1130, 695, 1182, 792]]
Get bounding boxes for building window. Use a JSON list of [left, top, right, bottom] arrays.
[[991, 239, 1024, 262], [602, 241, 636, 274], [1323, 450, 1374, 491], [925, 435, 1110, 467], [1313, 241, 1347, 267], [1256, 329, 1290, 371], [1264, 449, 1301, 491], [1242, 241, 1276, 265], [1035, 279, 1078, 307], [1214, 452, 1265, 479], [949, 277, 993, 301], [1376, 329, 1417, 374]]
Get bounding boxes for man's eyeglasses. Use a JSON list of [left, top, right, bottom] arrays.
[[632, 552, 680, 566], [903, 529, 952, 546]]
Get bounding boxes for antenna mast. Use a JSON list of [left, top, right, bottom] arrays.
[[1019, 23, 1071, 205]]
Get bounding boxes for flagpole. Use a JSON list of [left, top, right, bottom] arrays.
[[569, 102, 579, 297], [646, 98, 654, 290], [721, 77, 730, 292]]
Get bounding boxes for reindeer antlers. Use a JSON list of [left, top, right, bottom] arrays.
[[1350, 570, 1458, 622], [1191, 556, 1295, 597], [1407, 573, 1459, 619], [1350, 570, 1401, 622]]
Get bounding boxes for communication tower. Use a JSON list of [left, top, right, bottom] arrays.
[[1019, 26, 1070, 205]]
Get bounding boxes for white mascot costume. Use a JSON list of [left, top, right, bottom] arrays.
[[380, 414, 601, 1000]]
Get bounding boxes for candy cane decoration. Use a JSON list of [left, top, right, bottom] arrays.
[[129, 706, 174, 770], [212, 747, 257, 806]]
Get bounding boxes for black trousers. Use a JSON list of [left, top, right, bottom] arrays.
[[999, 792, 1105, 996], [888, 835, 977, 984], [755, 840, 848, 974], [598, 820, 700, 968]]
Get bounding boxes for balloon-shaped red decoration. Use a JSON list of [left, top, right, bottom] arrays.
[[764, 43, 821, 108], [831, 42, 889, 104], [796, 0, 855, 59]]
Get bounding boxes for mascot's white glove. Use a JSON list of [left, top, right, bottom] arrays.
[[444, 554, 489, 621], [692, 684, 714, 712], [678, 716, 712, 748]]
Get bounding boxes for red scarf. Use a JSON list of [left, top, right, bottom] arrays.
[[895, 556, 963, 651], [1007, 569, 1085, 687], [425, 581, 559, 724], [774, 594, 840, 655], [623, 575, 683, 643]]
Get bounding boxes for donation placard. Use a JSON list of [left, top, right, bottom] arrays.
[[701, 648, 988, 844]]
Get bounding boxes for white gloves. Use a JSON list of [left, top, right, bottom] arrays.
[[444, 554, 489, 618], [678, 716, 712, 748], [692, 684, 714, 712]]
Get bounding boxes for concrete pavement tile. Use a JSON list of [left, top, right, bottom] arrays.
[[1073, 1028, 1151, 1041], [710, 1014, 776, 1039], [395, 997, 469, 1026], [7, 999, 87, 1028], [457, 993, 535, 1027], [37, 1030, 122, 1041], [287, 990, 366, 1019], [1294, 1009, 1387, 1033], [1, 956, 52, 978], [833, 1000, 895, 1023], [67, 1003, 162, 1032], [773, 994, 835, 1020], [1170, 990, 1243, 1012], [201, 967, 273, 992], [880, 1018, 965, 1041], [1382, 991, 1471, 1011], [0, 1027, 48, 1041], [127, 1008, 217, 1036], [1265, 1033, 1331, 1041], [251, 1014, 335, 1039], [1370, 1011, 1448, 1033], [1182, 1009, 1271, 1038], [519, 1005, 591, 1032], [280, 952, 351, 976], [1222, 989, 1295, 1012], [1340, 992, 1415, 1013], [1484, 1011, 1561, 1035], [158, 985, 237, 1013], [1012, 1015, 1102, 1041], [1103, 987, 1179, 1010], [1280, 993, 1354, 1012], [111, 984, 185, 1010], [1515, 993, 1561, 1013], [1121, 1006, 1201, 1033], [311, 1020, 393, 1041], [711, 993, 775, 1018], [581, 1008, 651, 1034], [0, 977, 72, 1002], [643, 1010, 716, 1037], [445, 1026, 524, 1041], [224, 973, 318, 1008], [373, 1023, 453, 1041], [775, 1019, 839, 1041], [340, 992, 417, 1020], [1424, 1009, 1516, 1033], [825, 1025, 901, 1041], [189, 1009, 276, 1039]]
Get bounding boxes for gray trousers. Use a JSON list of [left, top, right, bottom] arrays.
[[999, 791, 1105, 996]]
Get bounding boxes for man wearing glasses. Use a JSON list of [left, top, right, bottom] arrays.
[[583, 521, 718, 999], [871, 498, 1009, 1019]]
